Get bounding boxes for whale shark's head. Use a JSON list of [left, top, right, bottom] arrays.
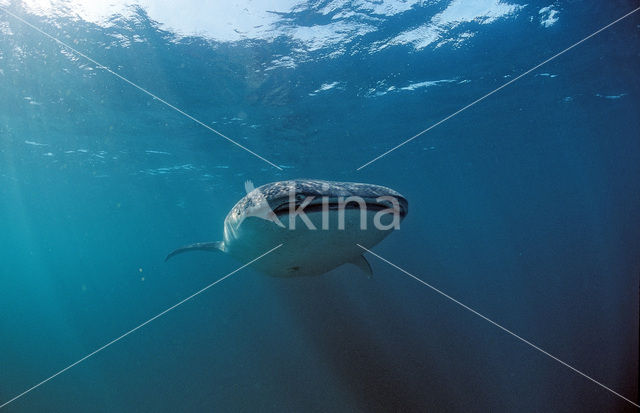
[[168, 179, 408, 277], [157, 179, 410, 277], [224, 179, 408, 241]]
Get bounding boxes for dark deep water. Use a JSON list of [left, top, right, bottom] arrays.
[[1, 0, 639, 411]]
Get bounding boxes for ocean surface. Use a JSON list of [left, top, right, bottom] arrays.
[[1, 0, 639, 411]]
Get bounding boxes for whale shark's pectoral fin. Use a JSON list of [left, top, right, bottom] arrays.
[[349, 254, 373, 278], [165, 241, 224, 262]]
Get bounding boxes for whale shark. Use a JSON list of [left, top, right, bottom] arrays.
[[165, 179, 408, 277]]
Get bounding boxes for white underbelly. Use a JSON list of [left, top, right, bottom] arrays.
[[225, 210, 400, 277]]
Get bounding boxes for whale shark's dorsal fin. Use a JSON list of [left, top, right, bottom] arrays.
[[349, 254, 373, 278], [165, 241, 224, 262]]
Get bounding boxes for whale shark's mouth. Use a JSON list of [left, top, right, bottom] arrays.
[[271, 197, 408, 218]]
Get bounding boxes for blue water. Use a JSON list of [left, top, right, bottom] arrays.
[[1, 1, 639, 411]]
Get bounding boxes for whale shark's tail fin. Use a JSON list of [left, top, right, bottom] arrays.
[[165, 241, 224, 262]]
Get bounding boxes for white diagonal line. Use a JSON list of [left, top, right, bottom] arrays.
[[0, 6, 283, 171], [356, 6, 640, 171], [357, 244, 640, 409], [0, 243, 283, 410]]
